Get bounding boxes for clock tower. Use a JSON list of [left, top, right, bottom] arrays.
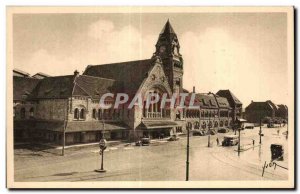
[[153, 20, 184, 101]]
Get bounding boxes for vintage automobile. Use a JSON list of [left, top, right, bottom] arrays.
[[168, 135, 180, 141], [267, 122, 275, 128], [218, 128, 230, 133], [245, 125, 254, 129], [221, 135, 239, 146], [136, 137, 150, 146], [271, 144, 284, 160], [192, 130, 205, 136]]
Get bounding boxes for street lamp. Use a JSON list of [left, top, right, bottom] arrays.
[[238, 126, 241, 156], [95, 121, 107, 173], [186, 122, 192, 181], [208, 115, 211, 147], [259, 118, 262, 144]]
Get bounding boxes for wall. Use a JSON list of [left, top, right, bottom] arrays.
[[14, 101, 36, 120], [245, 109, 274, 123], [35, 99, 68, 120]]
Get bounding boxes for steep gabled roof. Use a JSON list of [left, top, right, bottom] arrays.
[[13, 68, 30, 77], [29, 74, 123, 100], [74, 75, 123, 99], [32, 72, 51, 79], [13, 77, 41, 101], [245, 101, 274, 111], [216, 90, 242, 106], [277, 104, 288, 111], [215, 96, 231, 109], [184, 93, 218, 109], [83, 59, 154, 96], [30, 75, 75, 99], [266, 100, 278, 111]]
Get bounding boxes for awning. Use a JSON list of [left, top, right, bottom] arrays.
[[14, 120, 65, 132], [14, 120, 129, 133], [140, 120, 178, 129], [66, 121, 129, 132]]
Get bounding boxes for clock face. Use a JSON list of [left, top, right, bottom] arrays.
[[159, 45, 166, 53]]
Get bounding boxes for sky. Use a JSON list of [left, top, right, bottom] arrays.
[[13, 12, 288, 107]]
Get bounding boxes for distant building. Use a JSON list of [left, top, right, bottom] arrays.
[[13, 68, 30, 78], [178, 88, 233, 133], [245, 100, 288, 123], [216, 90, 243, 122], [276, 104, 288, 120], [32, 72, 51, 79]]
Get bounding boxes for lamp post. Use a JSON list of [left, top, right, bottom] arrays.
[[208, 115, 211, 147], [62, 99, 69, 156], [186, 122, 191, 181], [95, 121, 107, 173], [286, 119, 288, 139], [238, 126, 241, 156], [259, 118, 262, 144]]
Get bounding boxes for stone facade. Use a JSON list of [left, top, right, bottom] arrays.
[[13, 20, 243, 145]]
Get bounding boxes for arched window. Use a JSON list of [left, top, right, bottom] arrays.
[[220, 121, 224, 127], [29, 107, 34, 118], [176, 110, 181, 120], [194, 122, 200, 129], [80, 108, 85, 119], [214, 121, 218, 127], [98, 109, 102, 120], [208, 121, 212, 128], [74, 108, 79, 120], [92, 109, 97, 119], [20, 108, 26, 119], [202, 122, 206, 129], [225, 120, 229, 126]]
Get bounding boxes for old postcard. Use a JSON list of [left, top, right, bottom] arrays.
[[6, 6, 294, 189]]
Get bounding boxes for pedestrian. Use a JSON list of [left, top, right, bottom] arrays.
[[277, 129, 280, 135], [252, 139, 255, 146], [216, 138, 219, 146]]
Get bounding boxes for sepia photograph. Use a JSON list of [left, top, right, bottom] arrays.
[[6, 6, 294, 189]]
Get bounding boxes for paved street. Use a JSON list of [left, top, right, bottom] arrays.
[[14, 125, 289, 181]]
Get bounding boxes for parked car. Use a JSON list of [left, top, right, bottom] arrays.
[[254, 123, 263, 127], [192, 130, 205, 136], [267, 123, 275, 128], [208, 129, 217, 135], [245, 124, 254, 129], [135, 140, 142, 146], [218, 128, 229, 133], [270, 144, 284, 160], [221, 135, 239, 146], [168, 135, 179, 141], [141, 137, 150, 146]]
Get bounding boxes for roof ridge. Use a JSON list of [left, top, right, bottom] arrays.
[[88, 58, 152, 68], [79, 74, 118, 82], [44, 75, 74, 79]]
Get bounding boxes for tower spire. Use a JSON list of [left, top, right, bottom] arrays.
[[152, 20, 184, 95], [160, 19, 176, 35]]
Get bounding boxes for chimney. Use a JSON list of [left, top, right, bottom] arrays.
[[193, 86, 195, 93], [74, 70, 79, 76]]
